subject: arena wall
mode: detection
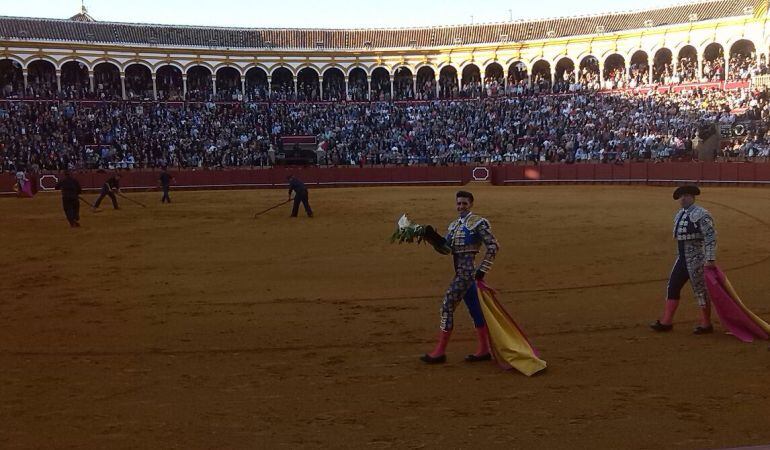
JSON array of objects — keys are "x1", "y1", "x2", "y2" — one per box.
[{"x1": 5, "y1": 163, "x2": 770, "y2": 196}]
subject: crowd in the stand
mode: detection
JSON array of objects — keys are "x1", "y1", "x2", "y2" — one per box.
[
  {"x1": 2, "y1": 86, "x2": 769, "y2": 173},
  {"x1": 1, "y1": 49, "x2": 767, "y2": 103}
]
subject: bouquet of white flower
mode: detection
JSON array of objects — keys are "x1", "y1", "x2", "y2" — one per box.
[{"x1": 390, "y1": 214, "x2": 451, "y2": 255}]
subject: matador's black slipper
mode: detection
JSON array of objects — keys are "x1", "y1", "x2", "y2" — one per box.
[
  {"x1": 420, "y1": 354, "x2": 446, "y2": 364},
  {"x1": 650, "y1": 320, "x2": 673, "y2": 332},
  {"x1": 693, "y1": 325, "x2": 714, "y2": 335},
  {"x1": 465, "y1": 353, "x2": 492, "y2": 362}
]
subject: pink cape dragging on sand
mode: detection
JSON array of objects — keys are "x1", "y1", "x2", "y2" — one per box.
[
  {"x1": 704, "y1": 265, "x2": 770, "y2": 343},
  {"x1": 475, "y1": 280, "x2": 547, "y2": 376}
]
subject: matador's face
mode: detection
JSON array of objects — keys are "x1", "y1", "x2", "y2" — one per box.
[
  {"x1": 678, "y1": 194, "x2": 694, "y2": 209},
  {"x1": 456, "y1": 197, "x2": 472, "y2": 215}
]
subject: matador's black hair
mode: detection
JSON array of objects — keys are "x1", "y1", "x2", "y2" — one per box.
[{"x1": 456, "y1": 191, "x2": 474, "y2": 202}]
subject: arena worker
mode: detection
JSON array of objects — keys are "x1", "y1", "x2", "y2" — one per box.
[
  {"x1": 287, "y1": 174, "x2": 313, "y2": 218},
  {"x1": 159, "y1": 167, "x2": 174, "y2": 204},
  {"x1": 93, "y1": 172, "x2": 121, "y2": 210},
  {"x1": 55, "y1": 170, "x2": 82, "y2": 228}
]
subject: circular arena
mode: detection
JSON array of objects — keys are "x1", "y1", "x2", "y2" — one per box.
[{"x1": 2, "y1": 2, "x2": 770, "y2": 449}]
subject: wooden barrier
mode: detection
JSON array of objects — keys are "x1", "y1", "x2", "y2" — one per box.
[
  {"x1": 0, "y1": 166, "x2": 473, "y2": 195},
  {"x1": 491, "y1": 162, "x2": 770, "y2": 186},
  {"x1": 5, "y1": 163, "x2": 770, "y2": 195}
]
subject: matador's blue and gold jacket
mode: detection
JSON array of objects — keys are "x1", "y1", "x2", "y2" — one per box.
[{"x1": 446, "y1": 212, "x2": 500, "y2": 273}]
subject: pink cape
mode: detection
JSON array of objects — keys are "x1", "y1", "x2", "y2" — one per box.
[{"x1": 704, "y1": 265, "x2": 770, "y2": 343}]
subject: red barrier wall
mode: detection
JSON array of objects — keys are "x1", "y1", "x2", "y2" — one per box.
[
  {"x1": 491, "y1": 163, "x2": 770, "y2": 186},
  {"x1": 4, "y1": 163, "x2": 770, "y2": 195},
  {"x1": 0, "y1": 166, "x2": 473, "y2": 195}
]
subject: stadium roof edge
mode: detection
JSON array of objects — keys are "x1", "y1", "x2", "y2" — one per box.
[{"x1": 0, "y1": 0, "x2": 756, "y2": 32}]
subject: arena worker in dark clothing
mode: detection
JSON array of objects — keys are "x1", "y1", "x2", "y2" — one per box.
[
  {"x1": 55, "y1": 170, "x2": 82, "y2": 227},
  {"x1": 93, "y1": 173, "x2": 121, "y2": 210},
  {"x1": 159, "y1": 167, "x2": 175, "y2": 204},
  {"x1": 287, "y1": 174, "x2": 313, "y2": 217}
]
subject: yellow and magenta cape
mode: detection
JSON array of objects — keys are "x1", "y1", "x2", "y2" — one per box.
[{"x1": 476, "y1": 280, "x2": 547, "y2": 376}]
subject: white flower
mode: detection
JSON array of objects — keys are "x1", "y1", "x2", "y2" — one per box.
[{"x1": 397, "y1": 213, "x2": 413, "y2": 230}]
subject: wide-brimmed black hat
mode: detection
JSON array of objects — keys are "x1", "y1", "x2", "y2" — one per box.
[{"x1": 673, "y1": 185, "x2": 701, "y2": 200}]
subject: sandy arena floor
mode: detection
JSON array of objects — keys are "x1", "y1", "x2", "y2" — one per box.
[{"x1": 1, "y1": 184, "x2": 769, "y2": 449}]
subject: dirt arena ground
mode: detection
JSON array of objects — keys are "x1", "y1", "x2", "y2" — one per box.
[{"x1": 1, "y1": 184, "x2": 770, "y2": 449}]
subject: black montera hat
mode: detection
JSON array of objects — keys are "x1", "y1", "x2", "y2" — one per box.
[{"x1": 673, "y1": 185, "x2": 701, "y2": 200}]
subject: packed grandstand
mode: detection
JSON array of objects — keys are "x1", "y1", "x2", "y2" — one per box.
[{"x1": 1, "y1": 0, "x2": 770, "y2": 172}]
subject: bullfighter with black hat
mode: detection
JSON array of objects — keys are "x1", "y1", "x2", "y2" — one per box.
[{"x1": 651, "y1": 185, "x2": 717, "y2": 334}]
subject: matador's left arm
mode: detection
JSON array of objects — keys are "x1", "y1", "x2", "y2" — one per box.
[
  {"x1": 476, "y1": 220, "x2": 500, "y2": 273},
  {"x1": 700, "y1": 213, "x2": 717, "y2": 261}
]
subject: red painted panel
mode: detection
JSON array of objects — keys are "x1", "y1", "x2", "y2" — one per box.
[
  {"x1": 647, "y1": 163, "x2": 673, "y2": 181},
  {"x1": 701, "y1": 163, "x2": 720, "y2": 181},
  {"x1": 558, "y1": 164, "x2": 577, "y2": 180},
  {"x1": 539, "y1": 165, "x2": 558, "y2": 181},
  {"x1": 629, "y1": 163, "x2": 648, "y2": 180},
  {"x1": 670, "y1": 163, "x2": 699, "y2": 181},
  {"x1": 719, "y1": 164, "x2": 738, "y2": 182},
  {"x1": 755, "y1": 164, "x2": 770, "y2": 182},
  {"x1": 503, "y1": 165, "x2": 526, "y2": 182},
  {"x1": 388, "y1": 167, "x2": 404, "y2": 183},
  {"x1": 489, "y1": 166, "x2": 504, "y2": 185},
  {"x1": 575, "y1": 164, "x2": 595, "y2": 180},
  {"x1": 594, "y1": 164, "x2": 613, "y2": 180},
  {"x1": 612, "y1": 164, "x2": 631, "y2": 180},
  {"x1": 737, "y1": 164, "x2": 755, "y2": 182}
]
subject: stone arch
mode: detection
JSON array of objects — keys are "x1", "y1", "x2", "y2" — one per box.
[
  {"x1": 0, "y1": 53, "x2": 24, "y2": 67},
  {"x1": 320, "y1": 63, "x2": 345, "y2": 76},
  {"x1": 531, "y1": 59, "x2": 552, "y2": 89},
  {"x1": 345, "y1": 64, "x2": 366, "y2": 77},
  {"x1": 702, "y1": 42, "x2": 725, "y2": 81},
  {"x1": 438, "y1": 65, "x2": 458, "y2": 99},
  {"x1": 728, "y1": 38, "x2": 757, "y2": 81},
  {"x1": 26, "y1": 59, "x2": 57, "y2": 98},
  {"x1": 652, "y1": 48, "x2": 673, "y2": 83},
  {"x1": 0, "y1": 58, "x2": 24, "y2": 98},
  {"x1": 92, "y1": 61, "x2": 121, "y2": 99},
  {"x1": 578, "y1": 55, "x2": 600, "y2": 86},
  {"x1": 484, "y1": 62, "x2": 505, "y2": 96},
  {"x1": 370, "y1": 66, "x2": 390, "y2": 101},
  {"x1": 460, "y1": 63, "x2": 481, "y2": 97},
  {"x1": 59, "y1": 60, "x2": 89, "y2": 97},
  {"x1": 554, "y1": 57, "x2": 575, "y2": 84},
  {"x1": 245, "y1": 66, "x2": 268, "y2": 101},
  {"x1": 124, "y1": 62, "x2": 153, "y2": 100},
  {"x1": 390, "y1": 62, "x2": 415, "y2": 76},
  {"x1": 629, "y1": 50, "x2": 650, "y2": 84},
  {"x1": 295, "y1": 64, "x2": 321, "y2": 77},
  {"x1": 186, "y1": 65, "x2": 213, "y2": 101},
  {"x1": 415, "y1": 65, "x2": 436, "y2": 100},
  {"x1": 215, "y1": 66, "x2": 241, "y2": 100},
  {"x1": 270, "y1": 66, "x2": 294, "y2": 99},
  {"x1": 322, "y1": 66, "x2": 345, "y2": 101},
  {"x1": 153, "y1": 60, "x2": 185, "y2": 73},
  {"x1": 677, "y1": 45, "x2": 698, "y2": 82},
  {"x1": 393, "y1": 66, "x2": 414, "y2": 100},
  {"x1": 90, "y1": 58, "x2": 122, "y2": 72},
  {"x1": 603, "y1": 54, "x2": 625, "y2": 77},
  {"x1": 184, "y1": 61, "x2": 215, "y2": 74},
  {"x1": 297, "y1": 66, "x2": 320, "y2": 101},
  {"x1": 507, "y1": 61, "x2": 528, "y2": 86},
  {"x1": 57, "y1": 56, "x2": 91, "y2": 71},
  {"x1": 23, "y1": 55, "x2": 58, "y2": 69},
  {"x1": 212, "y1": 64, "x2": 244, "y2": 77},
  {"x1": 348, "y1": 66, "x2": 368, "y2": 100},
  {"x1": 122, "y1": 59, "x2": 153, "y2": 73},
  {"x1": 156, "y1": 64, "x2": 183, "y2": 100}
]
